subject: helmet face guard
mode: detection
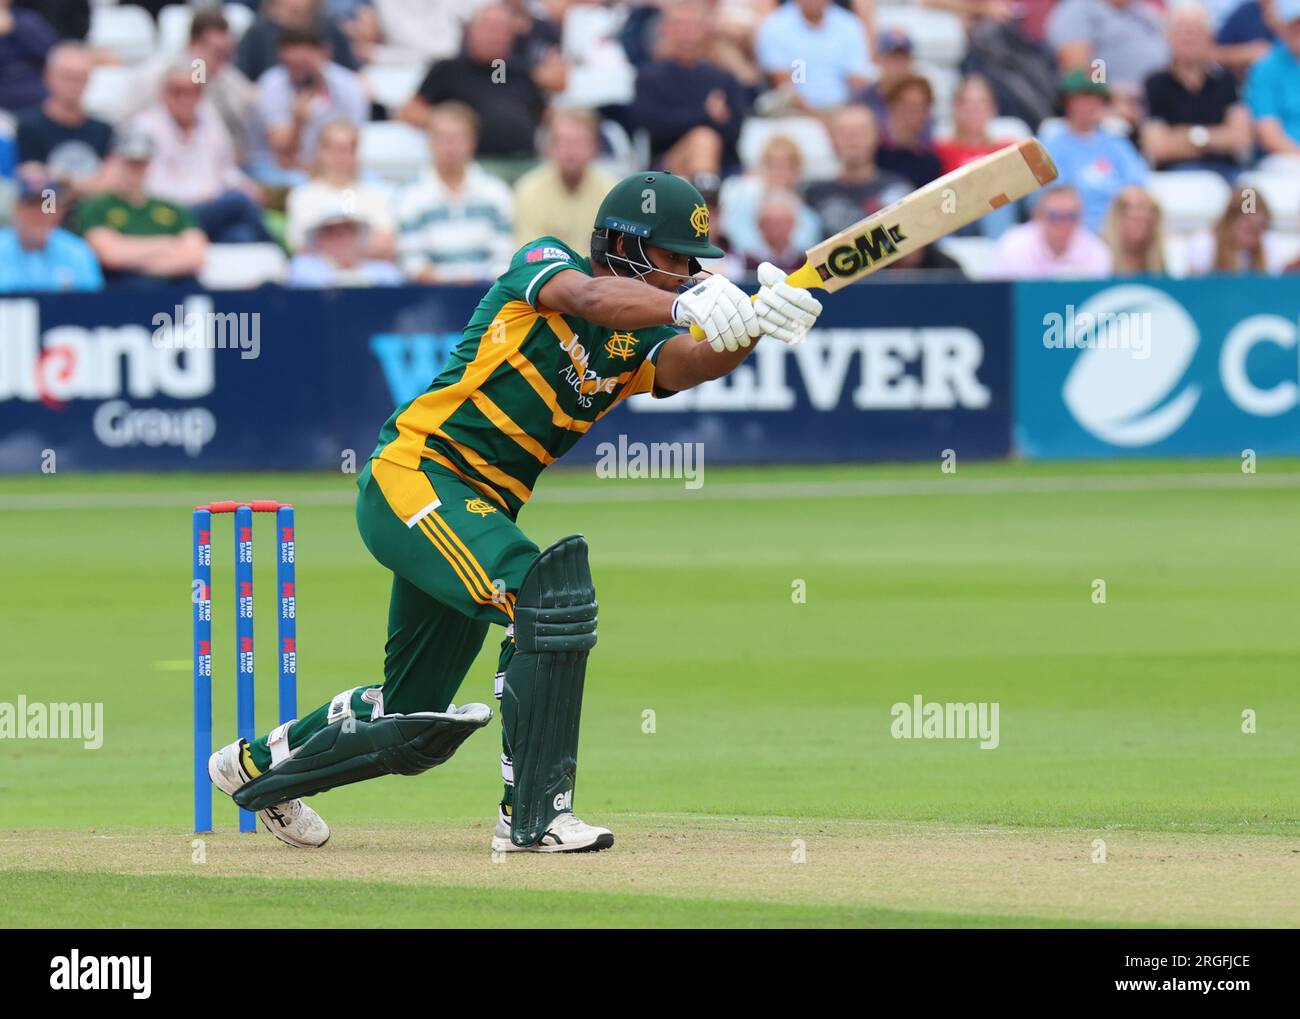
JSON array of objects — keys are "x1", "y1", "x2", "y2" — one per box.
[{"x1": 590, "y1": 229, "x2": 703, "y2": 290}]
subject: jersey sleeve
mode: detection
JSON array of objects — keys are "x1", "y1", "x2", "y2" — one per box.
[
  {"x1": 618, "y1": 325, "x2": 680, "y2": 401},
  {"x1": 497, "y1": 236, "x2": 583, "y2": 309}
]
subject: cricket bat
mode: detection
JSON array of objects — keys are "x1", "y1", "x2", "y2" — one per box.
[{"x1": 691, "y1": 138, "x2": 1058, "y2": 340}]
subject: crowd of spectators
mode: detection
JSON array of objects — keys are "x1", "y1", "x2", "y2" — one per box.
[{"x1": 1, "y1": 0, "x2": 1299, "y2": 293}]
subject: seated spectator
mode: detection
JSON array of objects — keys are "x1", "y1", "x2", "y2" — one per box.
[
  {"x1": 0, "y1": 176, "x2": 102, "y2": 292},
  {"x1": 394, "y1": 103, "x2": 514, "y2": 284},
  {"x1": 13, "y1": 1, "x2": 88, "y2": 42},
  {"x1": 991, "y1": 184, "x2": 1113, "y2": 279},
  {"x1": 0, "y1": 0, "x2": 57, "y2": 113},
  {"x1": 348, "y1": 0, "x2": 470, "y2": 65},
  {"x1": 856, "y1": 29, "x2": 925, "y2": 137},
  {"x1": 1047, "y1": 0, "x2": 1170, "y2": 90},
  {"x1": 236, "y1": 0, "x2": 358, "y2": 81},
  {"x1": 512, "y1": 110, "x2": 616, "y2": 251},
  {"x1": 122, "y1": 10, "x2": 258, "y2": 160},
  {"x1": 719, "y1": 134, "x2": 820, "y2": 264},
  {"x1": 622, "y1": 0, "x2": 767, "y2": 87},
  {"x1": 884, "y1": 244, "x2": 965, "y2": 274},
  {"x1": 1245, "y1": 0, "x2": 1300, "y2": 154},
  {"x1": 76, "y1": 132, "x2": 209, "y2": 289},
  {"x1": 1099, "y1": 185, "x2": 1166, "y2": 275},
  {"x1": 288, "y1": 203, "x2": 404, "y2": 287},
  {"x1": 627, "y1": 0, "x2": 749, "y2": 184},
  {"x1": 936, "y1": 75, "x2": 1018, "y2": 237},
  {"x1": 1049, "y1": 0, "x2": 1171, "y2": 127},
  {"x1": 741, "y1": 190, "x2": 807, "y2": 275},
  {"x1": 876, "y1": 74, "x2": 942, "y2": 188},
  {"x1": 1041, "y1": 71, "x2": 1149, "y2": 232},
  {"x1": 1143, "y1": 5, "x2": 1252, "y2": 178},
  {"x1": 15, "y1": 43, "x2": 112, "y2": 198},
  {"x1": 951, "y1": 2, "x2": 1062, "y2": 129},
  {"x1": 285, "y1": 119, "x2": 395, "y2": 258},
  {"x1": 923, "y1": 0, "x2": 1055, "y2": 47},
  {"x1": 246, "y1": 26, "x2": 369, "y2": 187},
  {"x1": 936, "y1": 75, "x2": 1013, "y2": 175},
  {"x1": 1215, "y1": 0, "x2": 1278, "y2": 77},
  {"x1": 399, "y1": 4, "x2": 547, "y2": 160},
  {"x1": 805, "y1": 104, "x2": 910, "y2": 237},
  {"x1": 504, "y1": 0, "x2": 567, "y2": 96},
  {"x1": 132, "y1": 65, "x2": 270, "y2": 245},
  {"x1": 1186, "y1": 186, "x2": 1289, "y2": 273},
  {"x1": 755, "y1": 0, "x2": 874, "y2": 112}
]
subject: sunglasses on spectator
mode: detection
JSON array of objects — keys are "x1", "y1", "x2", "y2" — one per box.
[{"x1": 1043, "y1": 210, "x2": 1081, "y2": 223}]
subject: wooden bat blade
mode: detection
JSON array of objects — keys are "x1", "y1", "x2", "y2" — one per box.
[
  {"x1": 802, "y1": 138, "x2": 1058, "y2": 292},
  {"x1": 685, "y1": 140, "x2": 1056, "y2": 340}
]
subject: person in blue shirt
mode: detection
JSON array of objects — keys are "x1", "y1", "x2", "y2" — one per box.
[
  {"x1": 0, "y1": 177, "x2": 103, "y2": 292},
  {"x1": 1245, "y1": 0, "x2": 1300, "y2": 155},
  {"x1": 756, "y1": 0, "x2": 874, "y2": 111},
  {"x1": 1040, "y1": 70, "x2": 1150, "y2": 233}
]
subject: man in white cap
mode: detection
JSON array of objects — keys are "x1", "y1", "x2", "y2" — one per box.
[{"x1": 287, "y1": 201, "x2": 404, "y2": 288}]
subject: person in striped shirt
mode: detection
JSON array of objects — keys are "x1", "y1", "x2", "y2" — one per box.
[{"x1": 394, "y1": 102, "x2": 514, "y2": 284}]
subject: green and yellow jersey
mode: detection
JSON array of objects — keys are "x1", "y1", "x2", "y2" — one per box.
[
  {"x1": 76, "y1": 193, "x2": 197, "y2": 238},
  {"x1": 372, "y1": 236, "x2": 678, "y2": 517}
]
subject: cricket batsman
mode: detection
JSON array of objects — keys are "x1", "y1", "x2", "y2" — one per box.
[{"x1": 208, "y1": 172, "x2": 823, "y2": 852}]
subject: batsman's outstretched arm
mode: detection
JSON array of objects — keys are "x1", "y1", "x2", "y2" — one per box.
[
  {"x1": 540, "y1": 265, "x2": 761, "y2": 353},
  {"x1": 537, "y1": 268, "x2": 676, "y2": 330}
]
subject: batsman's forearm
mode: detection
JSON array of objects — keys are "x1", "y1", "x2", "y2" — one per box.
[{"x1": 565, "y1": 276, "x2": 678, "y2": 329}]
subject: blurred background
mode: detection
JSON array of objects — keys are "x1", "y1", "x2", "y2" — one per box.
[{"x1": 1, "y1": 0, "x2": 1298, "y2": 469}]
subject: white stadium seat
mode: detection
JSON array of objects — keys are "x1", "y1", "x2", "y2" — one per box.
[
  {"x1": 223, "y1": 2, "x2": 255, "y2": 40},
  {"x1": 738, "y1": 116, "x2": 837, "y2": 181},
  {"x1": 359, "y1": 121, "x2": 430, "y2": 184},
  {"x1": 89, "y1": 4, "x2": 157, "y2": 64},
  {"x1": 158, "y1": 5, "x2": 194, "y2": 54},
  {"x1": 1237, "y1": 170, "x2": 1300, "y2": 231},
  {"x1": 919, "y1": 63, "x2": 959, "y2": 121},
  {"x1": 1268, "y1": 231, "x2": 1300, "y2": 267},
  {"x1": 198, "y1": 243, "x2": 289, "y2": 290},
  {"x1": 361, "y1": 64, "x2": 426, "y2": 114},
  {"x1": 875, "y1": 8, "x2": 966, "y2": 66},
  {"x1": 988, "y1": 116, "x2": 1032, "y2": 142},
  {"x1": 82, "y1": 65, "x2": 136, "y2": 123},
  {"x1": 937, "y1": 236, "x2": 996, "y2": 279},
  {"x1": 1146, "y1": 170, "x2": 1232, "y2": 233},
  {"x1": 1162, "y1": 232, "x2": 1193, "y2": 278}
]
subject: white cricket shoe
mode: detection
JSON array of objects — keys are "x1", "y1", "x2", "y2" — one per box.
[
  {"x1": 491, "y1": 807, "x2": 614, "y2": 853},
  {"x1": 207, "y1": 739, "x2": 330, "y2": 849}
]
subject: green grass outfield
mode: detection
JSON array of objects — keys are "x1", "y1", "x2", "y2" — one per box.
[{"x1": 1, "y1": 459, "x2": 1298, "y2": 927}]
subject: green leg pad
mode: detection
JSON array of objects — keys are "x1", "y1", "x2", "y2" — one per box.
[
  {"x1": 233, "y1": 704, "x2": 492, "y2": 811},
  {"x1": 503, "y1": 535, "x2": 598, "y2": 847}
]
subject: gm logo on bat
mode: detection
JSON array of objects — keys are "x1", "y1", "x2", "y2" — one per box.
[{"x1": 815, "y1": 223, "x2": 908, "y2": 282}]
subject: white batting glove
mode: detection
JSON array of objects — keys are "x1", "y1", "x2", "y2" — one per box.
[
  {"x1": 672, "y1": 274, "x2": 761, "y2": 353},
  {"x1": 753, "y1": 262, "x2": 823, "y2": 346}
]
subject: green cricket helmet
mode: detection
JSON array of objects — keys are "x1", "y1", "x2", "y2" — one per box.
[{"x1": 591, "y1": 171, "x2": 723, "y2": 279}]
